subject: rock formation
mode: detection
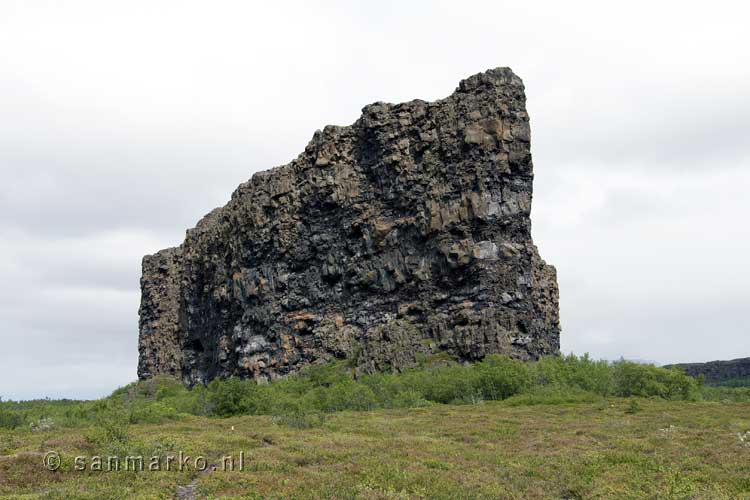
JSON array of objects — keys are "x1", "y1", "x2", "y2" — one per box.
[
  {"x1": 138, "y1": 67, "x2": 560, "y2": 385},
  {"x1": 665, "y1": 358, "x2": 750, "y2": 384}
]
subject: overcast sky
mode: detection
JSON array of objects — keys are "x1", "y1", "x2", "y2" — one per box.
[{"x1": 1, "y1": 1, "x2": 748, "y2": 400}]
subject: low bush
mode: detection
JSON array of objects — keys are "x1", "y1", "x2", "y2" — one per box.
[
  {"x1": 0, "y1": 354, "x2": 715, "y2": 428},
  {"x1": 207, "y1": 376, "x2": 257, "y2": 417},
  {"x1": 0, "y1": 408, "x2": 23, "y2": 429},
  {"x1": 85, "y1": 413, "x2": 132, "y2": 456},
  {"x1": 625, "y1": 399, "x2": 643, "y2": 414},
  {"x1": 700, "y1": 386, "x2": 750, "y2": 402},
  {"x1": 534, "y1": 354, "x2": 614, "y2": 395},
  {"x1": 711, "y1": 378, "x2": 750, "y2": 388},
  {"x1": 187, "y1": 354, "x2": 701, "y2": 418},
  {"x1": 503, "y1": 385, "x2": 604, "y2": 406},
  {"x1": 612, "y1": 362, "x2": 699, "y2": 400}
]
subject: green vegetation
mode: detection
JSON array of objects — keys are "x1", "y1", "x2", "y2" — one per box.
[
  {"x1": 0, "y1": 354, "x2": 712, "y2": 431},
  {"x1": 711, "y1": 378, "x2": 750, "y2": 388},
  {"x1": 1, "y1": 355, "x2": 749, "y2": 498},
  {"x1": 700, "y1": 385, "x2": 750, "y2": 402}
]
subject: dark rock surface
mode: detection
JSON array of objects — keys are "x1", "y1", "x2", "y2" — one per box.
[
  {"x1": 665, "y1": 358, "x2": 750, "y2": 384},
  {"x1": 138, "y1": 67, "x2": 560, "y2": 384}
]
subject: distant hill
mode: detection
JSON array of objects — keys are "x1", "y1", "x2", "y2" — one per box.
[{"x1": 664, "y1": 357, "x2": 750, "y2": 385}]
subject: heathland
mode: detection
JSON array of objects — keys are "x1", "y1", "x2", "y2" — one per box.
[{"x1": 1, "y1": 355, "x2": 749, "y2": 499}]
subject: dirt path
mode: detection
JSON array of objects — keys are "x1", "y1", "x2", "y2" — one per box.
[
  {"x1": 176, "y1": 478, "x2": 198, "y2": 500},
  {"x1": 175, "y1": 463, "x2": 216, "y2": 500}
]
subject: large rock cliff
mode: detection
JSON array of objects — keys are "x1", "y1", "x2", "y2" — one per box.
[{"x1": 138, "y1": 68, "x2": 560, "y2": 384}]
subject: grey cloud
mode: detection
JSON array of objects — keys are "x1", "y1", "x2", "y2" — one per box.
[
  {"x1": 530, "y1": 80, "x2": 750, "y2": 171},
  {"x1": 566, "y1": 291, "x2": 748, "y2": 365},
  {"x1": 0, "y1": 136, "x2": 267, "y2": 238},
  {"x1": 533, "y1": 166, "x2": 750, "y2": 367}
]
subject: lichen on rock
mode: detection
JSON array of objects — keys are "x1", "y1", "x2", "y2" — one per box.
[{"x1": 137, "y1": 67, "x2": 561, "y2": 385}]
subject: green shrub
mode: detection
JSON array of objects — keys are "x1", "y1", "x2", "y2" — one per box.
[
  {"x1": 86, "y1": 413, "x2": 132, "y2": 456},
  {"x1": 471, "y1": 354, "x2": 533, "y2": 400},
  {"x1": 392, "y1": 389, "x2": 429, "y2": 408},
  {"x1": 712, "y1": 378, "x2": 750, "y2": 388},
  {"x1": 0, "y1": 354, "x2": 710, "y2": 427},
  {"x1": 301, "y1": 362, "x2": 353, "y2": 388},
  {"x1": 321, "y1": 380, "x2": 379, "y2": 412},
  {"x1": 207, "y1": 377, "x2": 257, "y2": 416},
  {"x1": 612, "y1": 362, "x2": 699, "y2": 400},
  {"x1": 700, "y1": 386, "x2": 750, "y2": 402},
  {"x1": 0, "y1": 409, "x2": 23, "y2": 429},
  {"x1": 401, "y1": 365, "x2": 475, "y2": 404},
  {"x1": 625, "y1": 399, "x2": 643, "y2": 414},
  {"x1": 271, "y1": 410, "x2": 326, "y2": 429},
  {"x1": 127, "y1": 401, "x2": 180, "y2": 424},
  {"x1": 534, "y1": 354, "x2": 614, "y2": 395},
  {"x1": 503, "y1": 385, "x2": 604, "y2": 406}
]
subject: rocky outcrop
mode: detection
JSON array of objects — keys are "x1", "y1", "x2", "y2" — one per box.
[
  {"x1": 665, "y1": 358, "x2": 750, "y2": 384},
  {"x1": 138, "y1": 67, "x2": 560, "y2": 385}
]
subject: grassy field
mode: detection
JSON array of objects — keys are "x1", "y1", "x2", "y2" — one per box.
[
  {"x1": 2, "y1": 357, "x2": 749, "y2": 499},
  {"x1": 0, "y1": 398, "x2": 749, "y2": 499}
]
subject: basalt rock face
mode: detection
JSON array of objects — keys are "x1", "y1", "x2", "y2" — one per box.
[
  {"x1": 138, "y1": 68, "x2": 560, "y2": 385},
  {"x1": 665, "y1": 358, "x2": 750, "y2": 384}
]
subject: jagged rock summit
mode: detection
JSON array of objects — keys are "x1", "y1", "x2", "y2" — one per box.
[{"x1": 138, "y1": 67, "x2": 560, "y2": 385}]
